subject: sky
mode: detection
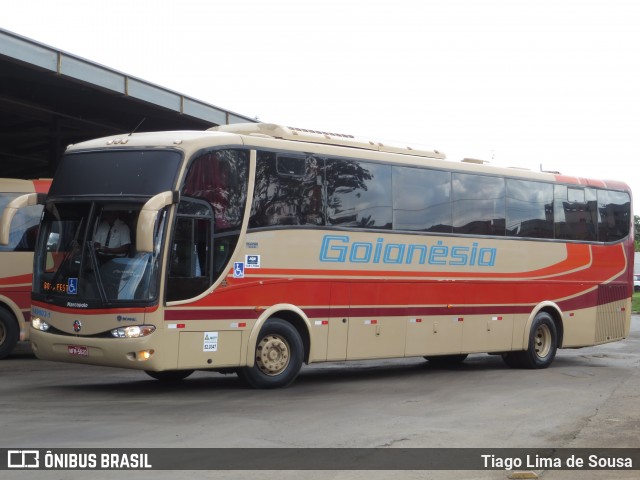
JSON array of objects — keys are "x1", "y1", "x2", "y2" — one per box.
[{"x1": 4, "y1": 0, "x2": 640, "y2": 213}]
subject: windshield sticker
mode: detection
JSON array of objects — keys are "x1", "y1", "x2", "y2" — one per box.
[
  {"x1": 245, "y1": 255, "x2": 261, "y2": 268},
  {"x1": 203, "y1": 332, "x2": 218, "y2": 352},
  {"x1": 67, "y1": 278, "x2": 78, "y2": 295}
]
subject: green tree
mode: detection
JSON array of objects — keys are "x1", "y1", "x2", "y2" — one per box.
[{"x1": 635, "y1": 215, "x2": 640, "y2": 251}]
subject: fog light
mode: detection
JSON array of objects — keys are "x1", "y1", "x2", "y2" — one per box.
[
  {"x1": 138, "y1": 349, "x2": 154, "y2": 361},
  {"x1": 32, "y1": 317, "x2": 50, "y2": 331}
]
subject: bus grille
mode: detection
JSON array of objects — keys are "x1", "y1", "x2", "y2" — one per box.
[{"x1": 595, "y1": 284, "x2": 627, "y2": 343}]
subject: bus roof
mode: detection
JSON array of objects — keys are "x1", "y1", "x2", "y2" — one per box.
[
  {"x1": 62, "y1": 125, "x2": 629, "y2": 193},
  {"x1": 209, "y1": 123, "x2": 446, "y2": 160}
]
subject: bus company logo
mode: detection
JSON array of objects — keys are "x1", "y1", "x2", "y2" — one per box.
[
  {"x1": 73, "y1": 320, "x2": 82, "y2": 333},
  {"x1": 117, "y1": 315, "x2": 137, "y2": 322},
  {"x1": 8, "y1": 450, "x2": 39, "y2": 469},
  {"x1": 319, "y1": 234, "x2": 498, "y2": 267}
]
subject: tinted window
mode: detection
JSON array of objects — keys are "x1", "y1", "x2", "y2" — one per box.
[
  {"x1": 181, "y1": 149, "x2": 250, "y2": 290},
  {"x1": 326, "y1": 159, "x2": 392, "y2": 229},
  {"x1": 506, "y1": 179, "x2": 554, "y2": 238},
  {"x1": 554, "y1": 186, "x2": 597, "y2": 241},
  {"x1": 597, "y1": 190, "x2": 630, "y2": 241},
  {"x1": 452, "y1": 173, "x2": 505, "y2": 236},
  {"x1": 392, "y1": 166, "x2": 452, "y2": 232},
  {"x1": 182, "y1": 149, "x2": 249, "y2": 232},
  {"x1": 250, "y1": 152, "x2": 325, "y2": 228},
  {"x1": 50, "y1": 150, "x2": 182, "y2": 197}
]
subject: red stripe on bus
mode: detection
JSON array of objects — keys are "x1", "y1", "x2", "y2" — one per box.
[{"x1": 0, "y1": 274, "x2": 32, "y2": 286}]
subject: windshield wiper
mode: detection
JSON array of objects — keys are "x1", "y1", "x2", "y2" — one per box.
[{"x1": 86, "y1": 240, "x2": 110, "y2": 305}]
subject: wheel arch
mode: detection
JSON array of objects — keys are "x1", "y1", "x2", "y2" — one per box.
[
  {"x1": 245, "y1": 304, "x2": 311, "y2": 368},
  {"x1": 522, "y1": 302, "x2": 564, "y2": 350}
]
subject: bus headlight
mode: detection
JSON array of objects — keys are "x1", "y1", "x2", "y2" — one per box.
[
  {"x1": 111, "y1": 325, "x2": 156, "y2": 338},
  {"x1": 32, "y1": 317, "x2": 50, "y2": 331}
]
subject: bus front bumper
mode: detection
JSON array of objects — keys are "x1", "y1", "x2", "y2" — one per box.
[{"x1": 29, "y1": 328, "x2": 175, "y2": 371}]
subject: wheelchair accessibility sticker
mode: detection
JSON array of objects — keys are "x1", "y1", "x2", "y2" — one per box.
[
  {"x1": 68, "y1": 278, "x2": 78, "y2": 295},
  {"x1": 233, "y1": 262, "x2": 244, "y2": 278}
]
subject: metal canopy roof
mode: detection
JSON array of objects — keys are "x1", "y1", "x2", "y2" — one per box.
[{"x1": 0, "y1": 28, "x2": 256, "y2": 178}]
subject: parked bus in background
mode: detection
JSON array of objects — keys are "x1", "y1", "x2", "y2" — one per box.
[
  {"x1": 12, "y1": 124, "x2": 633, "y2": 387},
  {"x1": 0, "y1": 178, "x2": 50, "y2": 358}
]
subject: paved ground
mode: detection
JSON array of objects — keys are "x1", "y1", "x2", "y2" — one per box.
[{"x1": 1, "y1": 316, "x2": 638, "y2": 480}]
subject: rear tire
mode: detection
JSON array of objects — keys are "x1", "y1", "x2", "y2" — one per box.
[
  {"x1": 238, "y1": 318, "x2": 303, "y2": 389},
  {"x1": 516, "y1": 312, "x2": 558, "y2": 369},
  {"x1": 0, "y1": 309, "x2": 19, "y2": 360},
  {"x1": 145, "y1": 370, "x2": 194, "y2": 382}
]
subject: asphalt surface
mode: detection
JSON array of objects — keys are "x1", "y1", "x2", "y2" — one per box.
[{"x1": 1, "y1": 316, "x2": 638, "y2": 480}]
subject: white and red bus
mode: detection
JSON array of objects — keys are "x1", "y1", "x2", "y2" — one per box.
[
  {"x1": 15, "y1": 124, "x2": 632, "y2": 387},
  {"x1": 0, "y1": 178, "x2": 51, "y2": 358}
]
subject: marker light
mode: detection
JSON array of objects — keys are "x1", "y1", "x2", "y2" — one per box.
[
  {"x1": 111, "y1": 325, "x2": 156, "y2": 338},
  {"x1": 32, "y1": 317, "x2": 50, "y2": 331}
]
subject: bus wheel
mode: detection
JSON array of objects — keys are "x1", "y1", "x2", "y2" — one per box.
[
  {"x1": 239, "y1": 318, "x2": 303, "y2": 389},
  {"x1": 0, "y1": 309, "x2": 19, "y2": 360},
  {"x1": 424, "y1": 354, "x2": 468, "y2": 365},
  {"x1": 145, "y1": 370, "x2": 194, "y2": 381},
  {"x1": 517, "y1": 312, "x2": 558, "y2": 369}
]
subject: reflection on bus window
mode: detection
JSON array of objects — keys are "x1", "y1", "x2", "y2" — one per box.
[{"x1": 0, "y1": 194, "x2": 43, "y2": 252}]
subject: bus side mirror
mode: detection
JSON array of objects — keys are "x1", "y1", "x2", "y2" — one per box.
[
  {"x1": 136, "y1": 191, "x2": 179, "y2": 253},
  {"x1": 0, "y1": 193, "x2": 43, "y2": 246}
]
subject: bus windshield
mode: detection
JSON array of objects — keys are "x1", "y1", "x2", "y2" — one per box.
[{"x1": 33, "y1": 201, "x2": 166, "y2": 308}]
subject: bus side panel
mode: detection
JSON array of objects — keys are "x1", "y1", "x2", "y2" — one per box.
[
  {"x1": 405, "y1": 314, "x2": 463, "y2": 356},
  {"x1": 562, "y1": 307, "x2": 598, "y2": 347},
  {"x1": 325, "y1": 283, "x2": 349, "y2": 361},
  {"x1": 461, "y1": 312, "x2": 515, "y2": 354},
  {"x1": 177, "y1": 330, "x2": 242, "y2": 369},
  {"x1": 346, "y1": 283, "x2": 407, "y2": 360}
]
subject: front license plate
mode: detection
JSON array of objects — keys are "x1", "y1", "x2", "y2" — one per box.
[{"x1": 68, "y1": 345, "x2": 89, "y2": 356}]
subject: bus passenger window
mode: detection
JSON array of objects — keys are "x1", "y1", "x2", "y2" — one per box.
[
  {"x1": 326, "y1": 159, "x2": 392, "y2": 230},
  {"x1": 250, "y1": 152, "x2": 326, "y2": 228},
  {"x1": 554, "y1": 186, "x2": 597, "y2": 241},
  {"x1": 453, "y1": 173, "x2": 505, "y2": 236},
  {"x1": 597, "y1": 189, "x2": 630, "y2": 241}
]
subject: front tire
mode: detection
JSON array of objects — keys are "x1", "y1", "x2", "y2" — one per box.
[
  {"x1": 238, "y1": 318, "x2": 304, "y2": 389},
  {"x1": 0, "y1": 309, "x2": 19, "y2": 360}
]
